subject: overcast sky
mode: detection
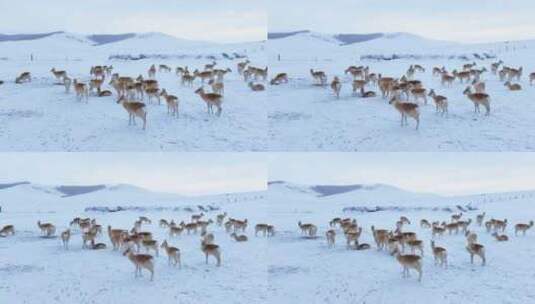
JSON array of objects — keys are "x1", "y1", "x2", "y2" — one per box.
[
  {"x1": 0, "y1": 153, "x2": 267, "y2": 196},
  {"x1": 268, "y1": 0, "x2": 535, "y2": 43},
  {"x1": 269, "y1": 153, "x2": 535, "y2": 196},
  {"x1": 0, "y1": 0, "x2": 266, "y2": 43}
]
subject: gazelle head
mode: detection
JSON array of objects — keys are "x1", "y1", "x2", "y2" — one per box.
[
  {"x1": 462, "y1": 86, "x2": 472, "y2": 95},
  {"x1": 116, "y1": 95, "x2": 126, "y2": 104}
]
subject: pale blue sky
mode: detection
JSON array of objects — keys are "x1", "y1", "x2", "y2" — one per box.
[
  {"x1": 0, "y1": 0, "x2": 266, "y2": 43},
  {"x1": 0, "y1": 153, "x2": 267, "y2": 196},
  {"x1": 268, "y1": 0, "x2": 535, "y2": 43},
  {"x1": 269, "y1": 153, "x2": 535, "y2": 196}
]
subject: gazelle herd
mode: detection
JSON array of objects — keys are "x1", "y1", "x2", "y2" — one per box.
[
  {"x1": 1, "y1": 212, "x2": 275, "y2": 281},
  {"x1": 296, "y1": 212, "x2": 533, "y2": 282},
  {"x1": 269, "y1": 59, "x2": 535, "y2": 130},
  {"x1": 5, "y1": 58, "x2": 265, "y2": 131},
  {"x1": 1, "y1": 209, "x2": 533, "y2": 284}
]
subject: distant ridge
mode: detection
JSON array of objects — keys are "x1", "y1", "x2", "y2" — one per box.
[
  {"x1": 87, "y1": 33, "x2": 136, "y2": 45},
  {"x1": 268, "y1": 30, "x2": 385, "y2": 45},
  {"x1": 310, "y1": 184, "x2": 365, "y2": 196},
  {"x1": 268, "y1": 30, "x2": 311, "y2": 40},
  {"x1": 0, "y1": 31, "x2": 64, "y2": 42},
  {"x1": 0, "y1": 181, "x2": 30, "y2": 190},
  {"x1": 56, "y1": 185, "x2": 107, "y2": 197}
]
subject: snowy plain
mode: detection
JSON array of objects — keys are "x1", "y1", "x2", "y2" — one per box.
[
  {"x1": 268, "y1": 32, "x2": 535, "y2": 151},
  {"x1": 0, "y1": 182, "x2": 269, "y2": 304},
  {"x1": 1, "y1": 181, "x2": 534, "y2": 303},
  {"x1": 0, "y1": 32, "x2": 267, "y2": 151}
]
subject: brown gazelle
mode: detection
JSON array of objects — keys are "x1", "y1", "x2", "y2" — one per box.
[
  {"x1": 515, "y1": 221, "x2": 533, "y2": 236},
  {"x1": 504, "y1": 81, "x2": 522, "y2": 91},
  {"x1": 389, "y1": 96, "x2": 420, "y2": 130},
  {"x1": 63, "y1": 76, "x2": 72, "y2": 93},
  {"x1": 201, "y1": 240, "x2": 221, "y2": 266},
  {"x1": 60, "y1": 229, "x2": 71, "y2": 249},
  {"x1": 124, "y1": 247, "x2": 154, "y2": 281},
  {"x1": 230, "y1": 232, "x2": 248, "y2": 242},
  {"x1": 37, "y1": 221, "x2": 56, "y2": 237},
  {"x1": 15, "y1": 72, "x2": 31, "y2": 83},
  {"x1": 310, "y1": 69, "x2": 327, "y2": 86},
  {"x1": 117, "y1": 95, "x2": 147, "y2": 130},
  {"x1": 492, "y1": 232, "x2": 509, "y2": 242},
  {"x1": 50, "y1": 68, "x2": 67, "y2": 83},
  {"x1": 394, "y1": 246, "x2": 422, "y2": 282},
  {"x1": 441, "y1": 73, "x2": 455, "y2": 86},
  {"x1": 298, "y1": 221, "x2": 317, "y2": 237},
  {"x1": 428, "y1": 89, "x2": 448, "y2": 116},
  {"x1": 270, "y1": 73, "x2": 289, "y2": 85},
  {"x1": 160, "y1": 89, "x2": 179, "y2": 118},
  {"x1": 330, "y1": 76, "x2": 342, "y2": 98},
  {"x1": 82, "y1": 230, "x2": 97, "y2": 248},
  {"x1": 254, "y1": 224, "x2": 271, "y2": 237},
  {"x1": 161, "y1": 240, "x2": 181, "y2": 267},
  {"x1": 195, "y1": 87, "x2": 223, "y2": 116},
  {"x1": 73, "y1": 79, "x2": 89, "y2": 102},
  {"x1": 326, "y1": 229, "x2": 336, "y2": 248},
  {"x1": 0, "y1": 225, "x2": 15, "y2": 237},
  {"x1": 371, "y1": 226, "x2": 389, "y2": 251},
  {"x1": 466, "y1": 240, "x2": 486, "y2": 266},
  {"x1": 430, "y1": 240, "x2": 447, "y2": 268},
  {"x1": 463, "y1": 87, "x2": 490, "y2": 115},
  {"x1": 248, "y1": 82, "x2": 265, "y2": 92}
]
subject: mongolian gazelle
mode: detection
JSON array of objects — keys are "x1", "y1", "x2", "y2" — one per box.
[
  {"x1": 73, "y1": 79, "x2": 89, "y2": 102},
  {"x1": 50, "y1": 68, "x2": 67, "y2": 83},
  {"x1": 123, "y1": 247, "x2": 154, "y2": 281},
  {"x1": 515, "y1": 221, "x2": 534, "y2": 236},
  {"x1": 116, "y1": 95, "x2": 147, "y2": 130},
  {"x1": 37, "y1": 221, "x2": 56, "y2": 237},
  {"x1": 430, "y1": 240, "x2": 447, "y2": 268},
  {"x1": 0, "y1": 225, "x2": 15, "y2": 237},
  {"x1": 389, "y1": 96, "x2": 420, "y2": 130},
  {"x1": 330, "y1": 77, "x2": 342, "y2": 98},
  {"x1": 161, "y1": 240, "x2": 181, "y2": 267},
  {"x1": 60, "y1": 229, "x2": 71, "y2": 249},
  {"x1": 466, "y1": 239, "x2": 486, "y2": 266},
  {"x1": 326, "y1": 229, "x2": 336, "y2": 248},
  {"x1": 201, "y1": 240, "x2": 221, "y2": 266},
  {"x1": 194, "y1": 87, "x2": 223, "y2": 116},
  {"x1": 428, "y1": 89, "x2": 448, "y2": 116},
  {"x1": 310, "y1": 69, "x2": 327, "y2": 86},
  {"x1": 463, "y1": 87, "x2": 490, "y2": 115},
  {"x1": 160, "y1": 89, "x2": 179, "y2": 118},
  {"x1": 394, "y1": 246, "x2": 422, "y2": 282}
]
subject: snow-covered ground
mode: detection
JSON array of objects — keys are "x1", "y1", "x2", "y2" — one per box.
[
  {"x1": 0, "y1": 182, "x2": 269, "y2": 304},
  {"x1": 0, "y1": 32, "x2": 266, "y2": 151},
  {"x1": 266, "y1": 181, "x2": 535, "y2": 304},
  {"x1": 2, "y1": 181, "x2": 534, "y2": 303},
  {"x1": 268, "y1": 32, "x2": 535, "y2": 151}
]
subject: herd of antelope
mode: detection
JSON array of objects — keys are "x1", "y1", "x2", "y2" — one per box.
[
  {"x1": 0, "y1": 212, "x2": 274, "y2": 281},
  {"x1": 1, "y1": 210, "x2": 533, "y2": 282},
  {"x1": 6, "y1": 59, "x2": 266, "y2": 130},
  {"x1": 298, "y1": 212, "x2": 533, "y2": 282},
  {"x1": 270, "y1": 60, "x2": 535, "y2": 130}
]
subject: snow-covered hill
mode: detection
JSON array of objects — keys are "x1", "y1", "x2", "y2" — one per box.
[
  {"x1": 0, "y1": 181, "x2": 266, "y2": 303},
  {"x1": 1, "y1": 180, "x2": 534, "y2": 303},
  {"x1": 0, "y1": 31, "x2": 262, "y2": 60},
  {"x1": 265, "y1": 181, "x2": 535, "y2": 304}
]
